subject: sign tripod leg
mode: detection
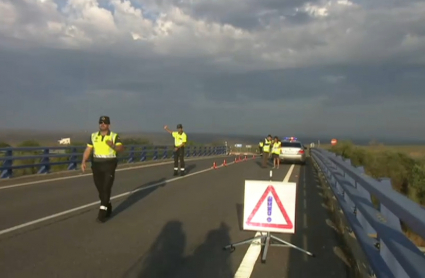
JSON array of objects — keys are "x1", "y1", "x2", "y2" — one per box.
[{"x1": 223, "y1": 231, "x2": 315, "y2": 263}]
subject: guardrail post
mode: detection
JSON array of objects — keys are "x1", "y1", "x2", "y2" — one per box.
[
  {"x1": 127, "y1": 146, "x2": 135, "y2": 163},
  {"x1": 67, "y1": 147, "x2": 78, "y2": 170},
  {"x1": 379, "y1": 178, "x2": 409, "y2": 278},
  {"x1": 355, "y1": 166, "x2": 377, "y2": 238},
  {"x1": 186, "y1": 147, "x2": 190, "y2": 157},
  {"x1": 140, "y1": 147, "x2": 147, "y2": 162},
  {"x1": 1, "y1": 149, "x2": 13, "y2": 178},
  {"x1": 162, "y1": 147, "x2": 168, "y2": 159},
  {"x1": 192, "y1": 147, "x2": 197, "y2": 157},
  {"x1": 37, "y1": 148, "x2": 50, "y2": 174},
  {"x1": 152, "y1": 147, "x2": 158, "y2": 160}
]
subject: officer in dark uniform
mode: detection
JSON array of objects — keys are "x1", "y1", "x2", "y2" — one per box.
[
  {"x1": 164, "y1": 124, "x2": 187, "y2": 176},
  {"x1": 81, "y1": 116, "x2": 124, "y2": 223},
  {"x1": 262, "y1": 134, "x2": 272, "y2": 168}
]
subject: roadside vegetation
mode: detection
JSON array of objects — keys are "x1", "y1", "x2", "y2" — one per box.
[
  {"x1": 324, "y1": 140, "x2": 425, "y2": 247},
  {"x1": 0, "y1": 137, "x2": 221, "y2": 179}
]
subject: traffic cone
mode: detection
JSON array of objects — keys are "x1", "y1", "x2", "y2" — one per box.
[
  {"x1": 244, "y1": 155, "x2": 247, "y2": 160},
  {"x1": 223, "y1": 159, "x2": 227, "y2": 166},
  {"x1": 212, "y1": 161, "x2": 217, "y2": 169},
  {"x1": 235, "y1": 157, "x2": 238, "y2": 163}
]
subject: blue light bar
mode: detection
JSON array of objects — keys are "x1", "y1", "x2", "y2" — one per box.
[{"x1": 284, "y1": 137, "x2": 297, "y2": 141}]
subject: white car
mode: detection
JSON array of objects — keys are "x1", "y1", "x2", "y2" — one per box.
[{"x1": 279, "y1": 139, "x2": 306, "y2": 165}]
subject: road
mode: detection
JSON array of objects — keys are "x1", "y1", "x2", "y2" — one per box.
[{"x1": 0, "y1": 155, "x2": 350, "y2": 277}]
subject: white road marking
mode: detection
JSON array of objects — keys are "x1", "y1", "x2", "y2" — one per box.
[
  {"x1": 304, "y1": 213, "x2": 308, "y2": 228},
  {"x1": 234, "y1": 165, "x2": 296, "y2": 278},
  {"x1": 283, "y1": 164, "x2": 295, "y2": 182},
  {"x1": 0, "y1": 160, "x2": 237, "y2": 236},
  {"x1": 233, "y1": 232, "x2": 264, "y2": 278},
  {"x1": 0, "y1": 156, "x2": 228, "y2": 190},
  {"x1": 303, "y1": 234, "x2": 309, "y2": 261}
]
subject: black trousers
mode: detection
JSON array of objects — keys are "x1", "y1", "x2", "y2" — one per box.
[
  {"x1": 174, "y1": 146, "x2": 185, "y2": 170},
  {"x1": 91, "y1": 160, "x2": 118, "y2": 207}
]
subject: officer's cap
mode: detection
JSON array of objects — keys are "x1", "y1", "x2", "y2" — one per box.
[
  {"x1": 99, "y1": 116, "x2": 111, "y2": 124},
  {"x1": 177, "y1": 124, "x2": 183, "y2": 129}
]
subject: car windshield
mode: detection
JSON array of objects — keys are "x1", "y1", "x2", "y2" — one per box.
[{"x1": 281, "y1": 142, "x2": 302, "y2": 148}]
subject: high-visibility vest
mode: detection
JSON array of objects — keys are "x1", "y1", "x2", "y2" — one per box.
[
  {"x1": 172, "y1": 131, "x2": 187, "y2": 147},
  {"x1": 259, "y1": 142, "x2": 264, "y2": 147},
  {"x1": 89, "y1": 131, "x2": 119, "y2": 158},
  {"x1": 272, "y1": 141, "x2": 281, "y2": 154},
  {"x1": 263, "y1": 139, "x2": 271, "y2": 152}
]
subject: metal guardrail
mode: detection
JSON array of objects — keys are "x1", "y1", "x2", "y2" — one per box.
[
  {"x1": 0, "y1": 145, "x2": 228, "y2": 179},
  {"x1": 311, "y1": 148, "x2": 425, "y2": 278}
]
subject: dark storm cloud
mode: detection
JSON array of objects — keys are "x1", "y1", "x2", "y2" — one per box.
[
  {"x1": 1, "y1": 0, "x2": 425, "y2": 140},
  {"x1": 172, "y1": 0, "x2": 320, "y2": 30}
]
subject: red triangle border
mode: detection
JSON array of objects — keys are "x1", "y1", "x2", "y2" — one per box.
[{"x1": 246, "y1": 185, "x2": 293, "y2": 229}]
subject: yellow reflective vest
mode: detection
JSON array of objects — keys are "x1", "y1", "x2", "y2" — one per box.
[
  {"x1": 87, "y1": 131, "x2": 122, "y2": 159},
  {"x1": 272, "y1": 141, "x2": 281, "y2": 154},
  {"x1": 263, "y1": 138, "x2": 271, "y2": 152}
]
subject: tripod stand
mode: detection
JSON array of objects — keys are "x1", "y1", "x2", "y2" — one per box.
[
  {"x1": 223, "y1": 170, "x2": 315, "y2": 263},
  {"x1": 223, "y1": 231, "x2": 315, "y2": 263}
]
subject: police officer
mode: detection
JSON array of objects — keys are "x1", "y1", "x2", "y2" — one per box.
[
  {"x1": 262, "y1": 134, "x2": 272, "y2": 168},
  {"x1": 81, "y1": 116, "x2": 124, "y2": 223},
  {"x1": 164, "y1": 124, "x2": 187, "y2": 176},
  {"x1": 271, "y1": 136, "x2": 281, "y2": 169},
  {"x1": 258, "y1": 140, "x2": 264, "y2": 156}
]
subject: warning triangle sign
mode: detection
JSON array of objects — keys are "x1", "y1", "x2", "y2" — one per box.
[{"x1": 245, "y1": 185, "x2": 293, "y2": 229}]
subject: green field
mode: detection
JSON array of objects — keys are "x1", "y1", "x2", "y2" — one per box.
[{"x1": 320, "y1": 141, "x2": 425, "y2": 247}]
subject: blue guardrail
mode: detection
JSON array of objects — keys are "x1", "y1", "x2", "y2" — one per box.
[
  {"x1": 0, "y1": 145, "x2": 228, "y2": 179},
  {"x1": 311, "y1": 148, "x2": 425, "y2": 278}
]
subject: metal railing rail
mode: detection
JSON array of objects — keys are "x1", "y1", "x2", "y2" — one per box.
[
  {"x1": 0, "y1": 145, "x2": 228, "y2": 179},
  {"x1": 311, "y1": 148, "x2": 425, "y2": 278}
]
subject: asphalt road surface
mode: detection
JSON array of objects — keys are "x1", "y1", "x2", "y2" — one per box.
[{"x1": 0, "y1": 155, "x2": 350, "y2": 277}]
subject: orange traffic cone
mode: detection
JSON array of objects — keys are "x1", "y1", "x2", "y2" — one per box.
[
  {"x1": 223, "y1": 159, "x2": 227, "y2": 166},
  {"x1": 244, "y1": 155, "x2": 247, "y2": 160},
  {"x1": 212, "y1": 161, "x2": 217, "y2": 169}
]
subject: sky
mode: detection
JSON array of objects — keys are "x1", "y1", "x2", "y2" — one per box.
[{"x1": 0, "y1": 0, "x2": 424, "y2": 140}]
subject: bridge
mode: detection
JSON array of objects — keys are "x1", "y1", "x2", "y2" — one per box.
[{"x1": 0, "y1": 144, "x2": 424, "y2": 277}]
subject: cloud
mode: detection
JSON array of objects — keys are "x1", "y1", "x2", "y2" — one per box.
[{"x1": 0, "y1": 0, "x2": 425, "y2": 141}]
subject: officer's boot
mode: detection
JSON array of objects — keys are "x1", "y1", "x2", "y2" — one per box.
[
  {"x1": 173, "y1": 168, "x2": 178, "y2": 176},
  {"x1": 180, "y1": 168, "x2": 185, "y2": 176},
  {"x1": 97, "y1": 205, "x2": 108, "y2": 223},
  {"x1": 106, "y1": 202, "x2": 112, "y2": 218}
]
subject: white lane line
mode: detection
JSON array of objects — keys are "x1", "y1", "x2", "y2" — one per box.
[
  {"x1": 234, "y1": 165, "x2": 295, "y2": 278},
  {"x1": 233, "y1": 232, "x2": 263, "y2": 278},
  {"x1": 283, "y1": 164, "x2": 295, "y2": 182},
  {"x1": 0, "y1": 160, "x2": 238, "y2": 237},
  {"x1": 0, "y1": 156, "x2": 228, "y2": 190}
]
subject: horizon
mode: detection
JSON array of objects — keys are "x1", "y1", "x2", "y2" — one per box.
[{"x1": 1, "y1": 128, "x2": 424, "y2": 146}]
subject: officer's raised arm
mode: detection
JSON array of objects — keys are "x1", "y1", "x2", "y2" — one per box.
[
  {"x1": 106, "y1": 134, "x2": 124, "y2": 152},
  {"x1": 163, "y1": 125, "x2": 173, "y2": 134}
]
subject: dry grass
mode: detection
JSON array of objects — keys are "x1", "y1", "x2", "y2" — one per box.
[
  {"x1": 320, "y1": 144, "x2": 425, "y2": 160},
  {"x1": 319, "y1": 142, "x2": 425, "y2": 248}
]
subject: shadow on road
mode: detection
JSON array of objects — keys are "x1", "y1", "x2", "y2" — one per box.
[
  {"x1": 110, "y1": 178, "x2": 167, "y2": 218},
  {"x1": 124, "y1": 221, "x2": 234, "y2": 278},
  {"x1": 184, "y1": 164, "x2": 196, "y2": 174}
]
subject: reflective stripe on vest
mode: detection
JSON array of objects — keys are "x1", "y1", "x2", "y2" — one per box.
[
  {"x1": 92, "y1": 132, "x2": 118, "y2": 158},
  {"x1": 272, "y1": 142, "x2": 281, "y2": 154},
  {"x1": 263, "y1": 139, "x2": 271, "y2": 152}
]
